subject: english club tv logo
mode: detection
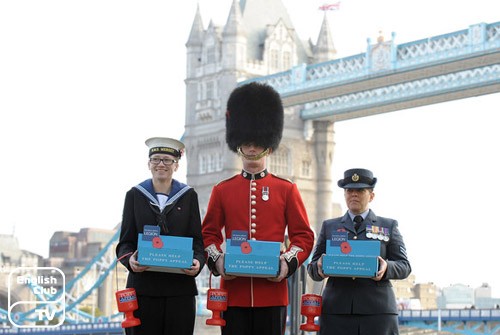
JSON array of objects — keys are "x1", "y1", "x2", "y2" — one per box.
[{"x1": 8, "y1": 267, "x2": 65, "y2": 327}]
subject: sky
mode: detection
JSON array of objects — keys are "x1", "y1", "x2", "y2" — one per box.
[{"x1": 1, "y1": 1, "x2": 499, "y2": 297}]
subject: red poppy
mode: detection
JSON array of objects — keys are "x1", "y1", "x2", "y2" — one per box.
[
  {"x1": 240, "y1": 241, "x2": 252, "y2": 254},
  {"x1": 152, "y1": 236, "x2": 164, "y2": 249},
  {"x1": 340, "y1": 241, "x2": 351, "y2": 254}
]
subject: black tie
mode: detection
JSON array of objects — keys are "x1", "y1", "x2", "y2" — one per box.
[{"x1": 353, "y1": 215, "x2": 363, "y2": 231}]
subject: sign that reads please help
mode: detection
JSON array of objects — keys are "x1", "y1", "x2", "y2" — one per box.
[
  {"x1": 224, "y1": 230, "x2": 281, "y2": 278},
  {"x1": 137, "y1": 225, "x2": 193, "y2": 274},
  {"x1": 322, "y1": 232, "x2": 380, "y2": 278}
]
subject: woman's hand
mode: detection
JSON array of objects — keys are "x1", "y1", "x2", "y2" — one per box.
[
  {"x1": 183, "y1": 259, "x2": 201, "y2": 276},
  {"x1": 129, "y1": 250, "x2": 149, "y2": 272},
  {"x1": 317, "y1": 254, "x2": 328, "y2": 279},
  {"x1": 373, "y1": 256, "x2": 387, "y2": 281}
]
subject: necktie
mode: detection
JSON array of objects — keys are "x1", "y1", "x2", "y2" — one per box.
[{"x1": 353, "y1": 215, "x2": 363, "y2": 231}]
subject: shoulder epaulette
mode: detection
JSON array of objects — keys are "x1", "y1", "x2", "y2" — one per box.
[
  {"x1": 270, "y1": 173, "x2": 293, "y2": 183},
  {"x1": 216, "y1": 174, "x2": 238, "y2": 186}
]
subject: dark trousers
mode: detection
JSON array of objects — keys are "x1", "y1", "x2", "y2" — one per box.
[
  {"x1": 221, "y1": 306, "x2": 287, "y2": 335},
  {"x1": 319, "y1": 313, "x2": 399, "y2": 335},
  {"x1": 126, "y1": 295, "x2": 196, "y2": 335}
]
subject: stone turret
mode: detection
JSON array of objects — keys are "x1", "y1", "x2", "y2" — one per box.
[
  {"x1": 313, "y1": 13, "x2": 337, "y2": 62},
  {"x1": 185, "y1": 4, "x2": 204, "y2": 78},
  {"x1": 222, "y1": 0, "x2": 246, "y2": 70}
]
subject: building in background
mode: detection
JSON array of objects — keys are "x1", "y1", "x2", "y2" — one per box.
[
  {"x1": 0, "y1": 234, "x2": 42, "y2": 318},
  {"x1": 0, "y1": 234, "x2": 41, "y2": 268},
  {"x1": 474, "y1": 283, "x2": 500, "y2": 308},
  {"x1": 183, "y1": 0, "x2": 340, "y2": 232},
  {"x1": 392, "y1": 274, "x2": 439, "y2": 310},
  {"x1": 414, "y1": 282, "x2": 439, "y2": 310},
  {"x1": 46, "y1": 227, "x2": 124, "y2": 318},
  {"x1": 436, "y1": 283, "x2": 500, "y2": 309},
  {"x1": 439, "y1": 284, "x2": 475, "y2": 309}
]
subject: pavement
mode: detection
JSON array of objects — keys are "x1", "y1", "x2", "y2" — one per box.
[
  {"x1": 194, "y1": 315, "x2": 221, "y2": 335},
  {"x1": 193, "y1": 315, "x2": 452, "y2": 335}
]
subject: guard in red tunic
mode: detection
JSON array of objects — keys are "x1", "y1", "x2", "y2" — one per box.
[{"x1": 202, "y1": 82, "x2": 315, "y2": 335}]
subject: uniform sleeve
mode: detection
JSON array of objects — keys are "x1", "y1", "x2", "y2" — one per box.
[
  {"x1": 188, "y1": 190, "x2": 206, "y2": 276},
  {"x1": 307, "y1": 220, "x2": 328, "y2": 281},
  {"x1": 116, "y1": 190, "x2": 137, "y2": 272},
  {"x1": 201, "y1": 185, "x2": 225, "y2": 274},
  {"x1": 283, "y1": 183, "x2": 315, "y2": 277},
  {"x1": 384, "y1": 220, "x2": 411, "y2": 280}
]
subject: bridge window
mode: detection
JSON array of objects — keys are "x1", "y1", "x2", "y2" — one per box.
[
  {"x1": 199, "y1": 151, "x2": 223, "y2": 174},
  {"x1": 206, "y1": 81, "x2": 215, "y2": 99},
  {"x1": 269, "y1": 147, "x2": 290, "y2": 176},
  {"x1": 270, "y1": 49, "x2": 279, "y2": 70},
  {"x1": 301, "y1": 160, "x2": 311, "y2": 178},
  {"x1": 206, "y1": 46, "x2": 216, "y2": 64},
  {"x1": 203, "y1": 37, "x2": 217, "y2": 64},
  {"x1": 283, "y1": 51, "x2": 291, "y2": 70}
]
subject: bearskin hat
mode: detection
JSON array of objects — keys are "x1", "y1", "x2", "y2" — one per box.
[{"x1": 225, "y1": 82, "x2": 284, "y2": 152}]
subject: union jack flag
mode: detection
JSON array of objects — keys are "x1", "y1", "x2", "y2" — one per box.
[{"x1": 319, "y1": 2, "x2": 341, "y2": 11}]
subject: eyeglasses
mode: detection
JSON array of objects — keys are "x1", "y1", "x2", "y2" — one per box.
[{"x1": 149, "y1": 158, "x2": 178, "y2": 166}]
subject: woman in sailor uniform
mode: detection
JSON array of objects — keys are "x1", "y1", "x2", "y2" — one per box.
[{"x1": 116, "y1": 137, "x2": 205, "y2": 335}]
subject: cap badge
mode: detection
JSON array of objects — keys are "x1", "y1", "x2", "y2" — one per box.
[{"x1": 351, "y1": 173, "x2": 360, "y2": 182}]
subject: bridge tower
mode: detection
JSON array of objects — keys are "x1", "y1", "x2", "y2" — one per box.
[{"x1": 183, "y1": 0, "x2": 340, "y2": 232}]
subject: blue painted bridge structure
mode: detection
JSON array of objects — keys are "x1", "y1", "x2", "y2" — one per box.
[
  {"x1": 244, "y1": 21, "x2": 500, "y2": 122},
  {"x1": 400, "y1": 309, "x2": 500, "y2": 334}
]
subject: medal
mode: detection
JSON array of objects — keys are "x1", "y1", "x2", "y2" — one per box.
[
  {"x1": 371, "y1": 225, "x2": 379, "y2": 240},
  {"x1": 366, "y1": 225, "x2": 373, "y2": 238},
  {"x1": 383, "y1": 227, "x2": 390, "y2": 241},
  {"x1": 262, "y1": 186, "x2": 269, "y2": 201},
  {"x1": 377, "y1": 226, "x2": 383, "y2": 240}
]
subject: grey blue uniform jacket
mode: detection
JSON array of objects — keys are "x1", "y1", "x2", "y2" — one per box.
[
  {"x1": 116, "y1": 179, "x2": 205, "y2": 297},
  {"x1": 307, "y1": 210, "x2": 411, "y2": 314}
]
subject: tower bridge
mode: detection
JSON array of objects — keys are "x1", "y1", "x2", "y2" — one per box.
[
  {"x1": 1, "y1": 19, "x2": 499, "y2": 333},
  {"x1": 1, "y1": 0, "x2": 499, "y2": 332},
  {"x1": 245, "y1": 21, "x2": 500, "y2": 122}
]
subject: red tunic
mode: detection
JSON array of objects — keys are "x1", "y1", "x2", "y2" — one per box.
[{"x1": 202, "y1": 171, "x2": 314, "y2": 307}]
